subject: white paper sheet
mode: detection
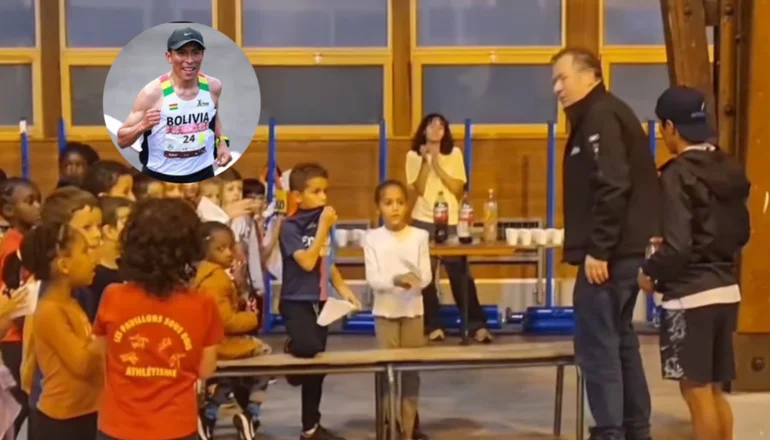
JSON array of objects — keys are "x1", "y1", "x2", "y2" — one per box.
[
  {"x1": 197, "y1": 196, "x2": 230, "y2": 223},
  {"x1": 9, "y1": 280, "x2": 41, "y2": 319},
  {"x1": 317, "y1": 297, "x2": 357, "y2": 327}
]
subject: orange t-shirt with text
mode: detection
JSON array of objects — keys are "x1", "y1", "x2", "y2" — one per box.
[{"x1": 93, "y1": 283, "x2": 224, "y2": 440}]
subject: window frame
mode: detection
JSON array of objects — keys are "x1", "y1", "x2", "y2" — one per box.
[
  {"x1": 0, "y1": 0, "x2": 43, "y2": 141},
  {"x1": 236, "y1": 0, "x2": 393, "y2": 141},
  {"x1": 600, "y1": 0, "x2": 715, "y2": 134},
  {"x1": 59, "y1": 0, "x2": 219, "y2": 141},
  {"x1": 409, "y1": 0, "x2": 567, "y2": 139}
]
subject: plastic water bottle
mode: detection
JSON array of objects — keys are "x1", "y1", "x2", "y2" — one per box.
[
  {"x1": 483, "y1": 189, "x2": 498, "y2": 243},
  {"x1": 458, "y1": 193, "x2": 473, "y2": 244},
  {"x1": 433, "y1": 191, "x2": 449, "y2": 244}
]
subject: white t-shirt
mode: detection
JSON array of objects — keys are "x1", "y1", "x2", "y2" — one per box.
[
  {"x1": 405, "y1": 147, "x2": 467, "y2": 225},
  {"x1": 363, "y1": 226, "x2": 432, "y2": 319}
]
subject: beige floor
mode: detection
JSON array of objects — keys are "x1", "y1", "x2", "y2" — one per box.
[{"x1": 212, "y1": 334, "x2": 770, "y2": 440}]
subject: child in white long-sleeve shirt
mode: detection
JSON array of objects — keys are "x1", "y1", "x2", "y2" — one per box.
[{"x1": 362, "y1": 180, "x2": 431, "y2": 440}]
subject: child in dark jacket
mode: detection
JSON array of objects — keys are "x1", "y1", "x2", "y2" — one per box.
[{"x1": 639, "y1": 86, "x2": 750, "y2": 440}]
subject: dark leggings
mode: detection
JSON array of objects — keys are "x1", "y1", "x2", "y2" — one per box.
[
  {"x1": 280, "y1": 300, "x2": 328, "y2": 432},
  {"x1": 29, "y1": 410, "x2": 97, "y2": 440},
  {"x1": 411, "y1": 220, "x2": 488, "y2": 334},
  {"x1": 0, "y1": 341, "x2": 28, "y2": 435}
]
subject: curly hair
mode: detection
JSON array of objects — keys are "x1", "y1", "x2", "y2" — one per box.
[
  {"x1": 0, "y1": 178, "x2": 38, "y2": 217},
  {"x1": 82, "y1": 160, "x2": 131, "y2": 197},
  {"x1": 411, "y1": 113, "x2": 454, "y2": 155},
  {"x1": 119, "y1": 198, "x2": 202, "y2": 299},
  {"x1": 60, "y1": 142, "x2": 100, "y2": 166},
  {"x1": 198, "y1": 221, "x2": 234, "y2": 256}
]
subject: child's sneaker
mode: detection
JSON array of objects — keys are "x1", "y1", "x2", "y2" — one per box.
[
  {"x1": 233, "y1": 412, "x2": 258, "y2": 440},
  {"x1": 197, "y1": 408, "x2": 215, "y2": 440},
  {"x1": 300, "y1": 425, "x2": 345, "y2": 440}
]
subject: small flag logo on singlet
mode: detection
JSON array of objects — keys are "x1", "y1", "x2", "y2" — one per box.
[{"x1": 169, "y1": 103, "x2": 179, "y2": 111}]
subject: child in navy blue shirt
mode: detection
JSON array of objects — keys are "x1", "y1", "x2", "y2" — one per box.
[{"x1": 279, "y1": 163, "x2": 361, "y2": 440}]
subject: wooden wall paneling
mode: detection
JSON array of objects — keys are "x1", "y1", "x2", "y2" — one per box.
[
  {"x1": 716, "y1": 0, "x2": 738, "y2": 153},
  {"x1": 39, "y1": 0, "x2": 61, "y2": 138},
  {"x1": 391, "y1": 0, "x2": 411, "y2": 137},
  {"x1": 704, "y1": 0, "x2": 720, "y2": 25},
  {"x1": 215, "y1": 0, "x2": 237, "y2": 42},
  {"x1": 737, "y1": 0, "x2": 770, "y2": 334},
  {"x1": 566, "y1": 0, "x2": 600, "y2": 53},
  {"x1": 660, "y1": 0, "x2": 717, "y2": 135}
]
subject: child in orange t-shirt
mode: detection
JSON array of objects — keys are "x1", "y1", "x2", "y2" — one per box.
[
  {"x1": 92, "y1": 198, "x2": 224, "y2": 440},
  {"x1": 194, "y1": 221, "x2": 271, "y2": 440},
  {"x1": 24, "y1": 223, "x2": 102, "y2": 440}
]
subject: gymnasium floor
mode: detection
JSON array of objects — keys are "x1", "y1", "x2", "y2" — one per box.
[{"x1": 12, "y1": 334, "x2": 770, "y2": 439}]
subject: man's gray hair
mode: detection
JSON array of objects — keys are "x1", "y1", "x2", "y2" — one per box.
[{"x1": 551, "y1": 47, "x2": 604, "y2": 81}]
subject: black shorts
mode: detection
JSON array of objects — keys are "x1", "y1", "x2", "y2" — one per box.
[{"x1": 659, "y1": 302, "x2": 739, "y2": 384}]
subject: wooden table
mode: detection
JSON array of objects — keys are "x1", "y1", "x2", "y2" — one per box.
[
  {"x1": 337, "y1": 241, "x2": 548, "y2": 344},
  {"x1": 217, "y1": 342, "x2": 584, "y2": 440}
]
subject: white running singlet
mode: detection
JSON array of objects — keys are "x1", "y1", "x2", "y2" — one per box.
[{"x1": 144, "y1": 72, "x2": 217, "y2": 176}]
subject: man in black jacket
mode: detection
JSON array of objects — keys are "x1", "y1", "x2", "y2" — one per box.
[
  {"x1": 639, "y1": 86, "x2": 750, "y2": 440},
  {"x1": 552, "y1": 48, "x2": 658, "y2": 440}
]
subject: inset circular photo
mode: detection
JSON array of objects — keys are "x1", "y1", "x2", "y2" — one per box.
[{"x1": 103, "y1": 22, "x2": 260, "y2": 183}]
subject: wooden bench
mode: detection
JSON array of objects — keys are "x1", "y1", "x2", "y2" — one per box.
[{"x1": 217, "y1": 341, "x2": 585, "y2": 440}]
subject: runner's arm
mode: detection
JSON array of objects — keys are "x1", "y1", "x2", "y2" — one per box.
[
  {"x1": 209, "y1": 78, "x2": 224, "y2": 138},
  {"x1": 117, "y1": 87, "x2": 156, "y2": 149}
]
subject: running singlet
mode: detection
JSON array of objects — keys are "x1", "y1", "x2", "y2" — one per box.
[{"x1": 144, "y1": 72, "x2": 217, "y2": 176}]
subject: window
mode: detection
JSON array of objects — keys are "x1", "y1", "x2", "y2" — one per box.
[
  {"x1": 240, "y1": 0, "x2": 388, "y2": 48},
  {"x1": 417, "y1": 0, "x2": 563, "y2": 47},
  {"x1": 422, "y1": 65, "x2": 556, "y2": 124},
  {"x1": 237, "y1": 0, "x2": 392, "y2": 139},
  {"x1": 603, "y1": 0, "x2": 713, "y2": 46},
  {"x1": 60, "y1": 1, "x2": 218, "y2": 139},
  {"x1": 609, "y1": 64, "x2": 669, "y2": 121},
  {"x1": 411, "y1": 0, "x2": 565, "y2": 137},
  {"x1": 254, "y1": 66, "x2": 383, "y2": 125},
  {"x1": 0, "y1": 0, "x2": 37, "y2": 47},
  {"x1": 64, "y1": 0, "x2": 214, "y2": 48},
  {"x1": 69, "y1": 66, "x2": 109, "y2": 126},
  {"x1": 601, "y1": 0, "x2": 714, "y2": 130},
  {"x1": 0, "y1": 0, "x2": 40, "y2": 140}
]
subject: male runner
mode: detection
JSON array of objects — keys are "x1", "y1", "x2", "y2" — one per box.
[{"x1": 117, "y1": 27, "x2": 232, "y2": 183}]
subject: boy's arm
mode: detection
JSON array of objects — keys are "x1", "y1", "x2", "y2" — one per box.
[
  {"x1": 261, "y1": 217, "x2": 282, "y2": 265},
  {"x1": 289, "y1": 209, "x2": 335, "y2": 271},
  {"x1": 641, "y1": 170, "x2": 692, "y2": 282},
  {"x1": 331, "y1": 264, "x2": 361, "y2": 309}
]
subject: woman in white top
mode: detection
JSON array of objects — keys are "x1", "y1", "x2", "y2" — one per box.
[
  {"x1": 363, "y1": 180, "x2": 431, "y2": 440},
  {"x1": 405, "y1": 113, "x2": 493, "y2": 343}
]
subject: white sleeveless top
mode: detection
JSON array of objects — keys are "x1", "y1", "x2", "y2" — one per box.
[{"x1": 144, "y1": 72, "x2": 217, "y2": 176}]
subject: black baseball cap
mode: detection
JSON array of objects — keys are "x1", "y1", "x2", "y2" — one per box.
[
  {"x1": 167, "y1": 27, "x2": 205, "y2": 51},
  {"x1": 654, "y1": 86, "x2": 712, "y2": 142}
]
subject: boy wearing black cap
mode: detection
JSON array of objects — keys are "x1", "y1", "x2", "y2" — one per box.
[
  {"x1": 117, "y1": 26, "x2": 232, "y2": 183},
  {"x1": 639, "y1": 86, "x2": 750, "y2": 440}
]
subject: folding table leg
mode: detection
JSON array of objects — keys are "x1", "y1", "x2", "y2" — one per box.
[
  {"x1": 576, "y1": 365, "x2": 585, "y2": 440},
  {"x1": 387, "y1": 365, "x2": 398, "y2": 440},
  {"x1": 375, "y1": 373, "x2": 385, "y2": 440},
  {"x1": 553, "y1": 364, "x2": 564, "y2": 437}
]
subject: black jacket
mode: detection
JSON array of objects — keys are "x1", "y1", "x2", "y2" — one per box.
[
  {"x1": 562, "y1": 83, "x2": 660, "y2": 264},
  {"x1": 641, "y1": 146, "x2": 750, "y2": 301}
]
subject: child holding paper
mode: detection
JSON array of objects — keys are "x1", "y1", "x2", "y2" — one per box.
[{"x1": 363, "y1": 179, "x2": 431, "y2": 440}]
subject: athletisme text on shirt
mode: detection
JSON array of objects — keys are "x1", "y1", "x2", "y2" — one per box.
[{"x1": 125, "y1": 366, "x2": 178, "y2": 378}]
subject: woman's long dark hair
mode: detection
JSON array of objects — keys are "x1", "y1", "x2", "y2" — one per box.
[{"x1": 410, "y1": 113, "x2": 454, "y2": 155}]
